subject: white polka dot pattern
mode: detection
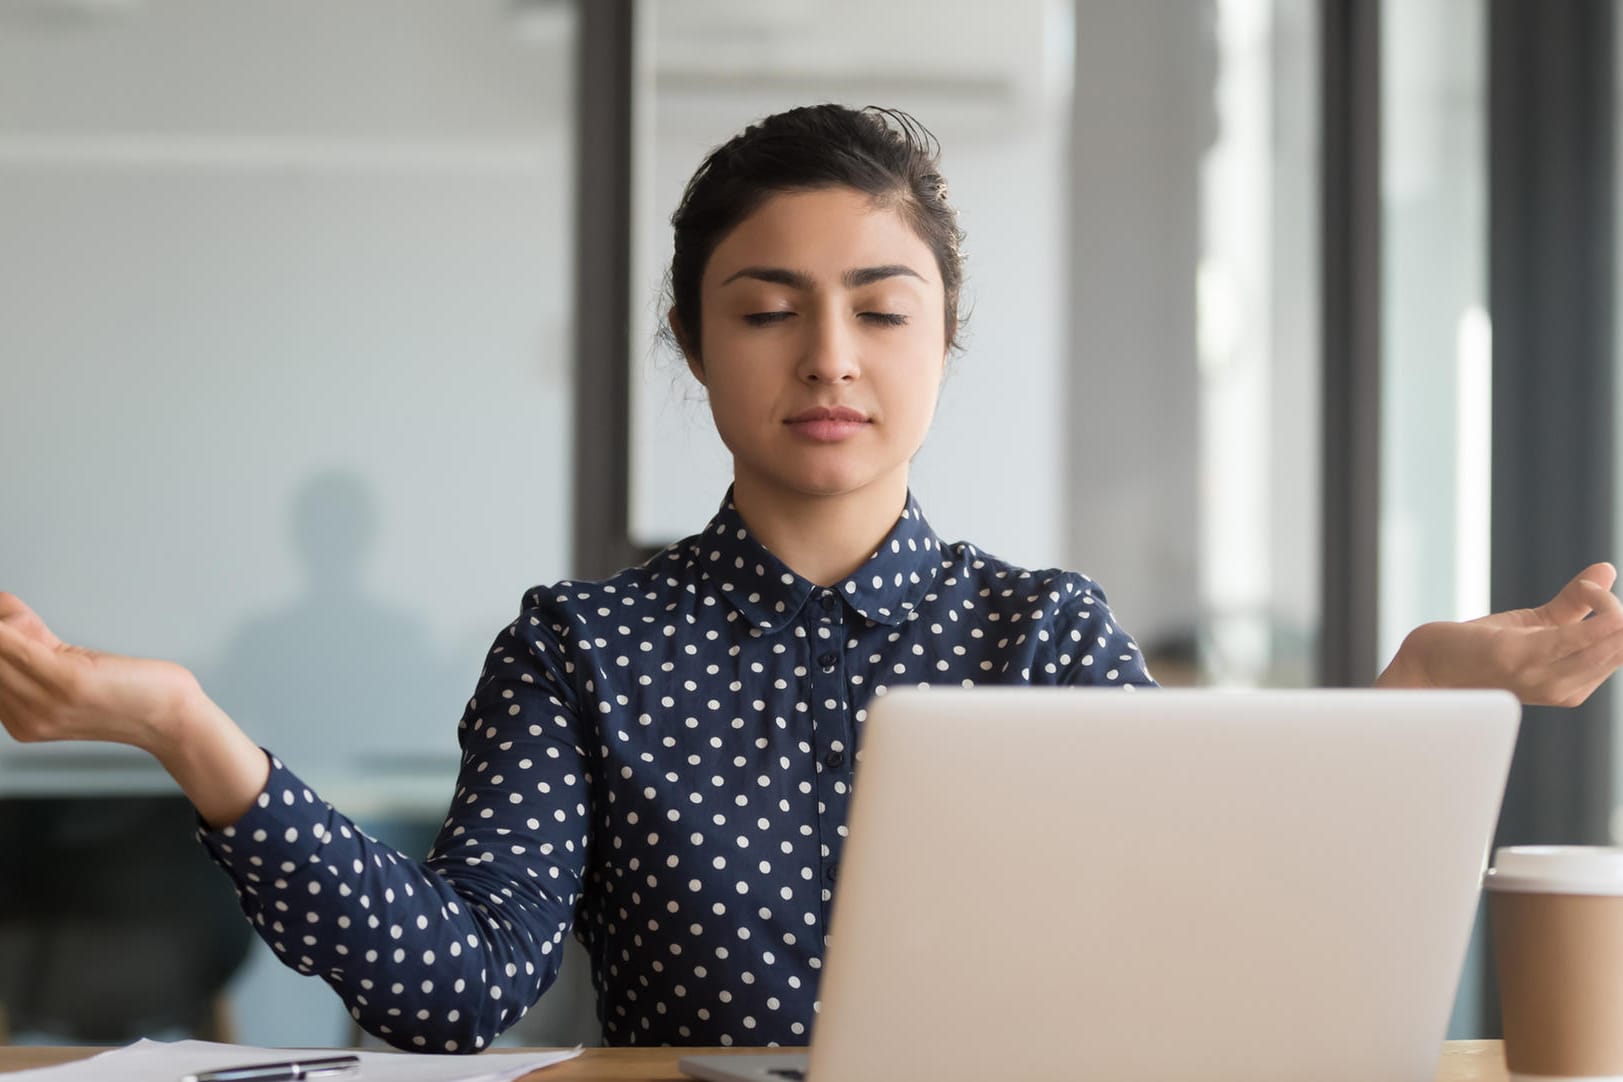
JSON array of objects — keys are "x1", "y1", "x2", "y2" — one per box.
[{"x1": 198, "y1": 490, "x2": 1151, "y2": 1051}]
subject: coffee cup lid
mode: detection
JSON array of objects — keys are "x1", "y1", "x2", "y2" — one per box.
[{"x1": 1486, "y1": 846, "x2": 1623, "y2": 895}]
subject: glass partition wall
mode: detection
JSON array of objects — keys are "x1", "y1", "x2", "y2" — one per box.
[{"x1": 0, "y1": 0, "x2": 582, "y2": 1047}]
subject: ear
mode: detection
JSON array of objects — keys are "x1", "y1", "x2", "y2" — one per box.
[{"x1": 669, "y1": 307, "x2": 705, "y2": 385}]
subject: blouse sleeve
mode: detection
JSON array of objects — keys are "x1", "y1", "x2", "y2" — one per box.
[
  {"x1": 1049, "y1": 573, "x2": 1157, "y2": 688},
  {"x1": 195, "y1": 594, "x2": 595, "y2": 1053}
]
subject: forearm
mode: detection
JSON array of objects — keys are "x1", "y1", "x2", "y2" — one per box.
[{"x1": 144, "y1": 681, "x2": 272, "y2": 828}]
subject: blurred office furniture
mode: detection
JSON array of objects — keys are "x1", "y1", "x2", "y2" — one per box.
[{"x1": 0, "y1": 796, "x2": 252, "y2": 1044}]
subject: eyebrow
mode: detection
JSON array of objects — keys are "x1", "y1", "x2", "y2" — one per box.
[{"x1": 719, "y1": 264, "x2": 927, "y2": 289}]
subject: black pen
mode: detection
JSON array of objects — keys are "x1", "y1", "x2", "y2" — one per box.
[{"x1": 180, "y1": 1053, "x2": 362, "y2": 1082}]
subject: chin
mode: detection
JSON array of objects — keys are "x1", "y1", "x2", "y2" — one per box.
[
  {"x1": 791, "y1": 468, "x2": 897, "y2": 501},
  {"x1": 739, "y1": 449, "x2": 907, "y2": 503},
  {"x1": 791, "y1": 478, "x2": 868, "y2": 499}
]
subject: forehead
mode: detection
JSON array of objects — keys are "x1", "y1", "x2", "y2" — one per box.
[{"x1": 703, "y1": 187, "x2": 937, "y2": 287}]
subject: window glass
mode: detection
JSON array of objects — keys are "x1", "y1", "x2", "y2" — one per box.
[{"x1": 1380, "y1": 0, "x2": 1489, "y2": 1037}]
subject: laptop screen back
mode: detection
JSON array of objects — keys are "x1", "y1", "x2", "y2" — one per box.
[{"x1": 808, "y1": 688, "x2": 1519, "y2": 1082}]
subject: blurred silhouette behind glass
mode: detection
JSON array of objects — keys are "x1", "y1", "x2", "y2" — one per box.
[{"x1": 206, "y1": 468, "x2": 454, "y2": 776}]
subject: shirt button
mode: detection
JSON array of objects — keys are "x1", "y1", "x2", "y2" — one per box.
[
  {"x1": 824, "y1": 749, "x2": 845, "y2": 769},
  {"x1": 826, "y1": 863, "x2": 838, "y2": 883},
  {"x1": 820, "y1": 592, "x2": 838, "y2": 612},
  {"x1": 818, "y1": 652, "x2": 838, "y2": 672}
]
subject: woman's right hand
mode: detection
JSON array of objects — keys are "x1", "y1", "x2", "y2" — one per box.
[
  {"x1": 0, "y1": 591, "x2": 271, "y2": 827},
  {"x1": 0, "y1": 591, "x2": 201, "y2": 752}
]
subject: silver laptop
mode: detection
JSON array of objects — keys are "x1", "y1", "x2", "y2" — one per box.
[{"x1": 680, "y1": 687, "x2": 1520, "y2": 1082}]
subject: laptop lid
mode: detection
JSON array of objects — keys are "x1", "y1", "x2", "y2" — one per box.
[{"x1": 798, "y1": 687, "x2": 1519, "y2": 1082}]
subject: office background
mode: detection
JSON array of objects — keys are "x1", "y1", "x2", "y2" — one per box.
[{"x1": 0, "y1": 0, "x2": 1611, "y2": 1049}]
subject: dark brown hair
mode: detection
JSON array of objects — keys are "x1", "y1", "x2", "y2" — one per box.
[{"x1": 667, "y1": 104, "x2": 967, "y2": 357}]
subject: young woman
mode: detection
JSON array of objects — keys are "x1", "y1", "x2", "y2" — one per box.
[{"x1": 2, "y1": 105, "x2": 1621, "y2": 1052}]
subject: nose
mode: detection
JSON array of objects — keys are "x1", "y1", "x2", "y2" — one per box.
[{"x1": 797, "y1": 308, "x2": 860, "y2": 384}]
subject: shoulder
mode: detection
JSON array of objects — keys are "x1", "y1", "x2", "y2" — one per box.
[
  {"x1": 934, "y1": 540, "x2": 1153, "y2": 687},
  {"x1": 473, "y1": 538, "x2": 708, "y2": 708},
  {"x1": 514, "y1": 534, "x2": 708, "y2": 634},
  {"x1": 935, "y1": 540, "x2": 1118, "y2": 615}
]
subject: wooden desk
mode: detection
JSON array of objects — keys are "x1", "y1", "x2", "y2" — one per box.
[{"x1": 0, "y1": 1040, "x2": 1510, "y2": 1080}]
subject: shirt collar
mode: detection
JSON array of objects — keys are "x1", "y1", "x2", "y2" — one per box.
[{"x1": 698, "y1": 488, "x2": 946, "y2": 632}]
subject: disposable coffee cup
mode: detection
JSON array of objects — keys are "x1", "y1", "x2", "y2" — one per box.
[{"x1": 1486, "y1": 847, "x2": 1623, "y2": 1081}]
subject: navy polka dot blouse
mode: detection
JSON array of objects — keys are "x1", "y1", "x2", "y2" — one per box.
[{"x1": 198, "y1": 490, "x2": 1153, "y2": 1051}]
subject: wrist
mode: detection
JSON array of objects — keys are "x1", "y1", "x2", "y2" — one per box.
[
  {"x1": 127, "y1": 663, "x2": 212, "y2": 759},
  {"x1": 147, "y1": 680, "x2": 271, "y2": 829}
]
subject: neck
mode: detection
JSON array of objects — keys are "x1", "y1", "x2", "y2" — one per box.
[{"x1": 730, "y1": 472, "x2": 908, "y2": 587}]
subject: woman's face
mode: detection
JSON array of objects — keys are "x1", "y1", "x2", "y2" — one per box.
[{"x1": 685, "y1": 186, "x2": 948, "y2": 510}]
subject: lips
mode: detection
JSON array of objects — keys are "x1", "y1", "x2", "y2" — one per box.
[
  {"x1": 786, "y1": 406, "x2": 868, "y2": 424},
  {"x1": 785, "y1": 405, "x2": 870, "y2": 443}
]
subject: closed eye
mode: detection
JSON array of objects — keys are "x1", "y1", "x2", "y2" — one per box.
[{"x1": 743, "y1": 311, "x2": 907, "y2": 327}]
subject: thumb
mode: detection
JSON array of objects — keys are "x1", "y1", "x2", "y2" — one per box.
[
  {"x1": 0, "y1": 592, "x2": 63, "y2": 651},
  {"x1": 1539, "y1": 563, "x2": 1620, "y2": 625},
  {"x1": 1584, "y1": 561, "x2": 1620, "y2": 591}
]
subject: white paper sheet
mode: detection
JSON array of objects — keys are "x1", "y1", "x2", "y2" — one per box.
[{"x1": 0, "y1": 1038, "x2": 581, "y2": 1082}]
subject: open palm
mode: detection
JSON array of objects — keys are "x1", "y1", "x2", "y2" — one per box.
[
  {"x1": 0, "y1": 592, "x2": 197, "y2": 749},
  {"x1": 1388, "y1": 563, "x2": 1623, "y2": 706}
]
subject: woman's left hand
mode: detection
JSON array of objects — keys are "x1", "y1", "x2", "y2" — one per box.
[{"x1": 1377, "y1": 562, "x2": 1623, "y2": 706}]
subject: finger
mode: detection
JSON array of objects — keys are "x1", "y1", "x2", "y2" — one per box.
[
  {"x1": 1535, "y1": 628, "x2": 1623, "y2": 706},
  {"x1": 1556, "y1": 671, "x2": 1613, "y2": 708},
  {"x1": 0, "y1": 616, "x2": 31, "y2": 664},
  {"x1": 1585, "y1": 561, "x2": 1620, "y2": 591},
  {"x1": 0, "y1": 619, "x2": 55, "y2": 695},
  {"x1": 1531, "y1": 603, "x2": 1623, "y2": 664},
  {"x1": 1578, "y1": 578, "x2": 1623, "y2": 619},
  {"x1": 0, "y1": 593, "x2": 63, "y2": 650},
  {"x1": 1538, "y1": 571, "x2": 1616, "y2": 629},
  {"x1": 1532, "y1": 567, "x2": 1610, "y2": 626},
  {"x1": 0, "y1": 624, "x2": 56, "y2": 740},
  {"x1": 1488, "y1": 612, "x2": 1623, "y2": 693}
]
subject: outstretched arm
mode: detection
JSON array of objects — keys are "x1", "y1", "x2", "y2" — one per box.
[
  {"x1": 1376, "y1": 562, "x2": 1623, "y2": 706},
  {"x1": 0, "y1": 591, "x2": 268, "y2": 826},
  {"x1": 0, "y1": 590, "x2": 590, "y2": 1051}
]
